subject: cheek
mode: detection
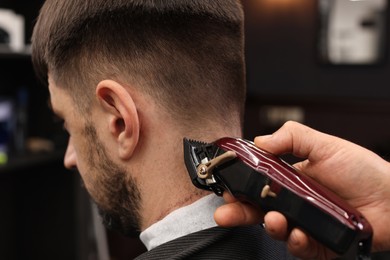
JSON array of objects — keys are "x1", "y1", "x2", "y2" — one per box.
[
  {"x1": 76, "y1": 150, "x2": 104, "y2": 204},
  {"x1": 76, "y1": 151, "x2": 94, "y2": 183},
  {"x1": 75, "y1": 137, "x2": 110, "y2": 204},
  {"x1": 67, "y1": 136, "x2": 94, "y2": 185},
  {"x1": 74, "y1": 122, "x2": 125, "y2": 210}
]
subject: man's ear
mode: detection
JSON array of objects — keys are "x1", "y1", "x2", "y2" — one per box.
[{"x1": 96, "y1": 80, "x2": 140, "y2": 160}]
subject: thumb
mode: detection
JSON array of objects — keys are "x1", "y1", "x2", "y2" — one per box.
[
  {"x1": 254, "y1": 121, "x2": 330, "y2": 162},
  {"x1": 254, "y1": 121, "x2": 313, "y2": 157}
]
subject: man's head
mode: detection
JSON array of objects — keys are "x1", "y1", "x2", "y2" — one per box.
[
  {"x1": 32, "y1": 0, "x2": 246, "y2": 128},
  {"x1": 32, "y1": 0, "x2": 246, "y2": 235}
]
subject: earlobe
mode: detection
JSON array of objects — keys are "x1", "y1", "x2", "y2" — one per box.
[{"x1": 96, "y1": 80, "x2": 140, "y2": 160}]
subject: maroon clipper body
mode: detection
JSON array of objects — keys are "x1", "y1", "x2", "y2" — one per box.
[{"x1": 183, "y1": 137, "x2": 373, "y2": 260}]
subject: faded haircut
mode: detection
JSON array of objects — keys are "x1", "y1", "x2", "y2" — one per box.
[{"x1": 31, "y1": 0, "x2": 246, "y2": 128}]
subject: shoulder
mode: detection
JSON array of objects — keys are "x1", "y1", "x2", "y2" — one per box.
[{"x1": 135, "y1": 225, "x2": 296, "y2": 259}]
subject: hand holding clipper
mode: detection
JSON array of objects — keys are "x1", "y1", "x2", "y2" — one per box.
[{"x1": 183, "y1": 137, "x2": 373, "y2": 260}]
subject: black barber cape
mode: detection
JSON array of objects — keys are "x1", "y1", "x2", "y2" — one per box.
[{"x1": 135, "y1": 225, "x2": 296, "y2": 259}]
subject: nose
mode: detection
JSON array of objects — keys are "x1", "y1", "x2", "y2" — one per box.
[{"x1": 64, "y1": 137, "x2": 77, "y2": 170}]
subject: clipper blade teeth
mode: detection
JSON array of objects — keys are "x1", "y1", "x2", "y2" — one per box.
[{"x1": 183, "y1": 138, "x2": 211, "y2": 147}]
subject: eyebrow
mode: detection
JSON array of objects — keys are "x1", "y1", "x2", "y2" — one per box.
[{"x1": 46, "y1": 97, "x2": 64, "y2": 120}]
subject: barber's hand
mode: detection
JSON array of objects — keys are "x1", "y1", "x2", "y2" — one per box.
[{"x1": 214, "y1": 121, "x2": 390, "y2": 259}]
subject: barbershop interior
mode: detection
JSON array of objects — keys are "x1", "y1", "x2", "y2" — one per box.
[{"x1": 0, "y1": 0, "x2": 389, "y2": 259}]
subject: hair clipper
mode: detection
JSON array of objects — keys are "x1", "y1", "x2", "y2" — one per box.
[{"x1": 183, "y1": 137, "x2": 373, "y2": 260}]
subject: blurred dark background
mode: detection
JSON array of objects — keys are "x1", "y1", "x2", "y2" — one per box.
[
  {"x1": 0, "y1": 0, "x2": 389, "y2": 259},
  {"x1": 242, "y1": 0, "x2": 390, "y2": 161}
]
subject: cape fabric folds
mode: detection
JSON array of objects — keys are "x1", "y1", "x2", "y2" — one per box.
[{"x1": 135, "y1": 225, "x2": 296, "y2": 260}]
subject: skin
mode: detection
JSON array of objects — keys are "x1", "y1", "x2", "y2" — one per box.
[
  {"x1": 48, "y1": 74, "x2": 239, "y2": 235},
  {"x1": 49, "y1": 76, "x2": 143, "y2": 234},
  {"x1": 214, "y1": 121, "x2": 390, "y2": 259}
]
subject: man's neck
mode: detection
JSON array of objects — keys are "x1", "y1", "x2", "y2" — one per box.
[{"x1": 134, "y1": 110, "x2": 241, "y2": 231}]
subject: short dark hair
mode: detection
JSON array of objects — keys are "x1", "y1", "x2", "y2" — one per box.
[{"x1": 32, "y1": 0, "x2": 246, "y2": 129}]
